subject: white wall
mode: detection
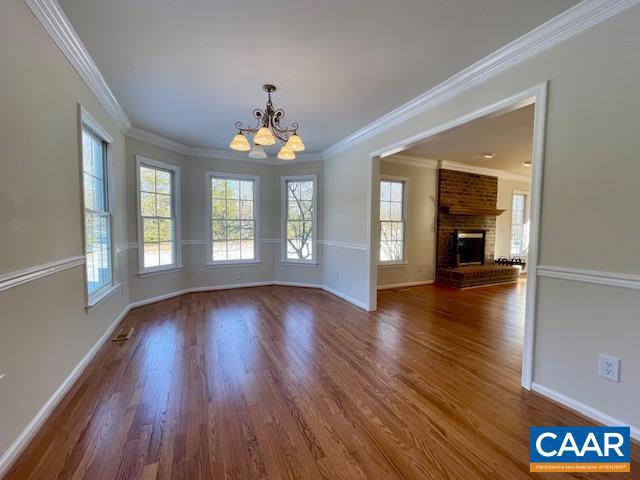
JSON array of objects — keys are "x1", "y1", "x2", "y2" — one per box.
[
  {"x1": 323, "y1": 6, "x2": 640, "y2": 429},
  {"x1": 377, "y1": 160, "x2": 437, "y2": 288}
]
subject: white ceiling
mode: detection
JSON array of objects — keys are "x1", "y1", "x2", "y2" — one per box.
[
  {"x1": 57, "y1": 0, "x2": 578, "y2": 153},
  {"x1": 403, "y1": 104, "x2": 534, "y2": 176}
]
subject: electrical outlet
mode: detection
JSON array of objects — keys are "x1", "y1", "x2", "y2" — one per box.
[
  {"x1": 233, "y1": 270, "x2": 241, "y2": 281},
  {"x1": 598, "y1": 354, "x2": 620, "y2": 382},
  {"x1": 0, "y1": 374, "x2": 5, "y2": 382}
]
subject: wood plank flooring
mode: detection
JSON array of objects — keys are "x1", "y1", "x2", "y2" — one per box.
[{"x1": 7, "y1": 281, "x2": 639, "y2": 479}]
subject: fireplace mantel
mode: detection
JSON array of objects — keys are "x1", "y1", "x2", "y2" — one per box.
[{"x1": 439, "y1": 205, "x2": 505, "y2": 216}]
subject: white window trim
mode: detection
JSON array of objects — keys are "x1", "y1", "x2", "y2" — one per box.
[
  {"x1": 509, "y1": 189, "x2": 530, "y2": 256},
  {"x1": 80, "y1": 106, "x2": 115, "y2": 308},
  {"x1": 281, "y1": 174, "x2": 318, "y2": 265},
  {"x1": 136, "y1": 155, "x2": 182, "y2": 275},
  {"x1": 205, "y1": 171, "x2": 261, "y2": 266},
  {"x1": 378, "y1": 175, "x2": 408, "y2": 265}
]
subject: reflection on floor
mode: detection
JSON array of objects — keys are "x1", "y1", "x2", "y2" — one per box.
[{"x1": 8, "y1": 281, "x2": 639, "y2": 479}]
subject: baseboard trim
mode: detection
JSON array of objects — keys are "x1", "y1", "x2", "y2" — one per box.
[
  {"x1": 377, "y1": 280, "x2": 434, "y2": 290},
  {"x1": 531, "y1": 383, "x2": 640, "y2": 441},
  {"x1": 0, "y1": 305, "x2": 129, "y2": 478},
  {"x1": 321, "y1": 285, "x2": 368, "y2": 310}
]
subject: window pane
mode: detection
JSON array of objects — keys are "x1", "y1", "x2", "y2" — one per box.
[
  {"x1": 140, "y1": 192, "x2": 156, "y2": 216},
  {"x1": 227, "y1": 240, "x2": 241, "y2": 260},
  {"x1": 212, "y1": 220, "x2": 226, "y2": 241},
  {"x1": 227, "y1": 220, "x2": 241, "y2": 240},
  {"x1": 83, "y1": 173, "x2": 95, "y2": 210},
  {"x1": 390, "y1": 201, "x2": 402, "y2": 221},
  {"x1": 380, "y1": 181, "x2": 391, "y2": 201},
  {"x1": 82, "y1": 132, "x2": 93, "y2": 175},
  {"x1": 227, "y1": 180, "x2": 240, "y2": 199},
  {"x1": 380, "y1": 201, "x2": 390, "y2": 221},
  {"x1": 300, "y1": 181, "x2": 314, "y2": 201},
  {"x1": 240, "y1": 221, "x2": 254, "y2": 240},
  {"x1": 212, "y1": 197, "x2": 226, "y2": 219},
  {"x1": 240, "y1": 180, "x2": 254, "y2": 200},
  {"x1": 92, "y1": 139, "x2": 103, "y2": 180},
  {"x1": 240, "y1": 200, "x2": 253, "y2": 220},
  {"x1": 226, "y1": 198, "x2": 240, "y2": 219},
  {"x1": 155, "y1": 170, "x2": 171, "y2": 194},
  {"x1": 158, "y1": 219, "x2": 173, "y2": 241},
  {"x1": 140, "y1": 167, "x2": 156, "y2": 192},
  {"x1": 212, "y1": 178, "x2": 226, "y2": 198},
  {"x1": 159, "y1": 242, "x2": 173, "y2": 265},
  {"x1": 212, "y1": 242, "x2": 227, "y2": 261},
  {"x1": 391, "y1": 182, "x2": 403, "y2": 202},
  {"x1": 157, "y1": 193, "x2": 172, "y2": 217},
  {"x1": 143, "y1": 218, "x2": 159, "y2": 243},
  {"x1": 213, "y1": 242, "x2": 227, "y2": 261},
  {"x1": 144, "y1": 243, "x2": 160, "y2": 267},
  {"x1": 241, "y1": 240, "x2": 254, "y2": 259}
]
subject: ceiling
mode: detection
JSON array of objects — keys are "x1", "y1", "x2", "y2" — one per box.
[
  {"x1": 57, "y1": 0, "x2": 578, "y2": 153},
  {"x1": 402, "y1": 104, "x2": 534, "y2": 176}
]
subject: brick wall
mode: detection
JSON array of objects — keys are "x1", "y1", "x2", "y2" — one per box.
[{"x1": 436, "y1": 169, "x2": 498, "y2": 268}]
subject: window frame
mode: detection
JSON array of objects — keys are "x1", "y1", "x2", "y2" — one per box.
[
  {"x1": 378, "y1": 175, "x2": 408, "y2": 266},
  {"x1": 136, "y1": 155, "x2": 182, "y2": 275},
  {"x1": 281, "y1": 174, "x2": 318, "y2": 265},
  {"x1": 80, "y1": 107, "x2": 116, "y2": 307},
  {"x1": 510, "y1": 190, "x2": 529, "y2": 256},
  {"x1": 205, "y1": 171, "x2": 261, "y2": 266}
]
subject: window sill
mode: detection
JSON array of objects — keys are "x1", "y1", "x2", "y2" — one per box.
[
  {"x1": 379, "y1": 261, "x2": 408, "y2": 268},
  {"x1": 280, "y1": 261, "x2": 318, "y2": 268},
  {"x1": 86, "y1": 283, "x2": 122, "y2": 310},
  {"x1": 138, "y1": 266, "x2": 183, "y2": 278},
  {"x1": 206, "y1": 261, "x2": 262, "y2": 269}
]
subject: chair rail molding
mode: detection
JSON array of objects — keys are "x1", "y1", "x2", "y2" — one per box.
[
  {"x1": 322, "y1": 0, "x2": 640, "y2": 159},
  {"x1": 0, "y1": 256, "x2": 85, "y2": 293},
  {"x1": 319, "y1": 240, "x2": 368, "y2": 252},
  {"x1": 537, "y1": 265, "x2": 640, "y2": 290}
]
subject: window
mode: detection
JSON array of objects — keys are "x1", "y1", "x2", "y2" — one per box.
[
  {"x1": 282, "y1": 175, "x2": 317, "y2": 263},
  {"x1": 81, "y1": 122, "x2": 113, "y2": 302},
  {"x1": 379, "y1": 178, "x2": 406, "y2": 263},
  {"x1": 137, "y1": 156, "x2": 181, "y2": 273},
  {"x1": 207, "y1": 172, "x2": 259, "y2": 264},
  {"x1": 511, "y1": 192, "x2": 529, "y2": 255}
]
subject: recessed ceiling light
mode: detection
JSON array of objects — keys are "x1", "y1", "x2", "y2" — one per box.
[{"x1": 483, "y1": 153, "x2": 496, "y2": 159}]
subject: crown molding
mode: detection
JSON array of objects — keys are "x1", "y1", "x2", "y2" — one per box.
[
  {"x1": 322, "y1": 0, "x2": 640, "y2": 159},
  {"x1": 23, "y1": 0, "x2": 131, "y2": 132},
  {"x1": 384, "y1": 154, "x2": 439, "y2": 169},
  {"x1": 25, "y1": 0, "x2": 639, "y2": 164},
  {"x1": 127, "y1": 127, "x2": 325, "y2": 164},
  {"x1": 439, "y1": 160, "x2": 531, "y2": 183}
]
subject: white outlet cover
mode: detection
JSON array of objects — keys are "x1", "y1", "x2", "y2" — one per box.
[
  {"x1": 0, "y1": 374, "x2": 5, "y2": 382},
  {"x1": 598, "y1": 354, "x2": 620, "y2": 382}
]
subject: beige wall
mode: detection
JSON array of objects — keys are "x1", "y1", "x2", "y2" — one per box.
[
  {"x1": 377, "y1": 160, "x2": 437, "y2": 287},
  {"x1": 323, "y1": 6, "x2": 640, "y2": 428},
  {"x1": 0, "y1": 0, "x2": 130, "y2": 459},
  {"x1": 124, "y1": 137, "x2": 326, "y2": 300},
  {"x1": 495, "y1": 178, "x2": 531, "y2": 260}
]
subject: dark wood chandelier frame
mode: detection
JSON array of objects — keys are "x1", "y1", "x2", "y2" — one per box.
[{"x1": 233, "y1": 85, "x2": 299, "y2": 143}]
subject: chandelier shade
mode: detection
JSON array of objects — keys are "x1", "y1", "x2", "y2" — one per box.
[
  {"x1": 277, "y1": 146, "x2": 295, "y2": 160},
  {"x1": 253, "y1": 127, "x2": 276, "y2": 146},
  {"x1": 229, "y1": 84, "x2": 304, "y2": 159},
  {"x1": 284, "y1": 133, "x2": 305, "y2": 152},
  {"x1": 229, "y1": 132, "x2": 251, "y2": 151}
]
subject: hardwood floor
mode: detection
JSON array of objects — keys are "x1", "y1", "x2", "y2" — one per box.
[{"x1": 7, "y1": 282, "x2": 639, "y2": 479}]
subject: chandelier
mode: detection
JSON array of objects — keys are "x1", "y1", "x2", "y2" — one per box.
[{"x1": 229, "y1": 84, "x2": 305, "y2": 160}]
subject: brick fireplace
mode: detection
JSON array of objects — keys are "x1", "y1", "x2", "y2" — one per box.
[{"x1": 436, "y1": 169, "x2": 519, "y2": 287}]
